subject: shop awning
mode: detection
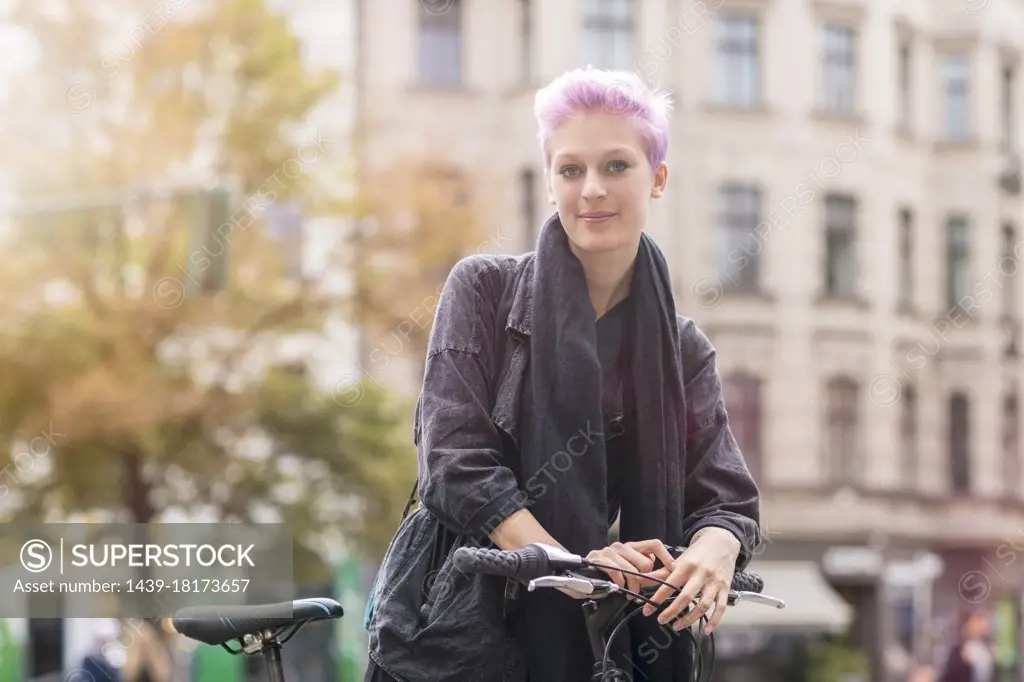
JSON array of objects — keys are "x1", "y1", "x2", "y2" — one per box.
[{"x1": 718, "y1": 561, "x2": 853, "y2": 633}]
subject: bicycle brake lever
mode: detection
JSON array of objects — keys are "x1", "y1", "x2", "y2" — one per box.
[
  {"x1": 728, "y1": 591, "x2": 786, "y2": 609},
  {"x1": 527, "y1": 576, "x2": 597, "y2": 594}
]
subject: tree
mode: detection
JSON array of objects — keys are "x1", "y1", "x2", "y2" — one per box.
[
  {"x1": 0, "y1": 0, "x2": 416, "y2": 573},
  {"x1": 348, "y1": 160, "x2": 516, "y2": 386}
]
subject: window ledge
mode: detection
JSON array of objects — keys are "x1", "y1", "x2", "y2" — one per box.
[
  {"x1": 933, "y1": 139, "x2": 980, "y2": 153},
  {"x1": 504, "y1": 81, "x2": 538, "y2": 98},
  {"x1": 896, "y1": 301, "x2": 919, "y2": 318},
  {"x1": 816, "y1": 293, "x2": 871, "y2": 310},
  {"x1": 406, "y1": 83, "x2": 477, "y2": 96},
  {"x1": 721, "y1": 288, "x2": 776, "y2": 303},
  {"x1": 704, "y1": 102, "x2": 773, "y2": 117},
  {"x1": 694, "y1": 284, "x2": 774, "y2": 307},
  {"x1": 811, "y1": 109, "x2": 865, "y2": 126},
  {"x1": 895, "y1": 125, "x2": 915, "y2": 144},
  {"x1": 936, "y1": 304, "x2": 981, "y2": 326}
]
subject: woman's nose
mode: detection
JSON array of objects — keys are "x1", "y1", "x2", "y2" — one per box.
[{"x1": 581, "y1": 173, "x2": 607, "y2": 199}]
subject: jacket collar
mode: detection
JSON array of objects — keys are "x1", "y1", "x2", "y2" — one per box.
[{"x1": 505, "y1": 252, "x2": 535, "y2": 339}]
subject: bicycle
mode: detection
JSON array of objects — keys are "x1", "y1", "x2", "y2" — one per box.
[
  {"x1": 169, "y1": 597, "x2": 344, "y2": 682},
  {"x1": 452, "y1": 542, "x2": 786, "y2": 682}
]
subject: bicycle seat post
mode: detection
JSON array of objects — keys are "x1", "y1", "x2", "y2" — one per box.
[
  {"x1": 264, "y1": 640, "x2": 285, "y2": 682},
  {"x1": 241, "y1": 629, "x2": 286, "y2": 682}
]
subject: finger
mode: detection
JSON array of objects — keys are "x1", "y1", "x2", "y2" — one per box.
[
  {"x1": 608, "y1": 555, "x2": 639, "y2": 594},
  {"x1": 609, "y1": 543, "x2": 650, "y2": 595},
  {"x1": 640, "y1": 565, "x2": 673, "y2": 588},
  {"x1": 627, "y1": 539, "x2": 675, "y2": 571},
  {"x1": 643, "y1": 563, "x2": 689, "y2": 616},
  {"x1": 612, "y1": 542, "x2": 655, "y2": 574},
  {"x1": 675, "y1": 581, "x2": 718, "y2": 631},
  {"x1": 657, "y1": 571, "x2": 705, "y2": 626},
  {"x1": 590, "y1": 550, "x2": 627, "y2": 589},
  {"x1": 704, "y1": 586, "x2": 730, "y2": 634}
]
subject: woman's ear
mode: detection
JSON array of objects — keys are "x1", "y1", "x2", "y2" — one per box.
[{"x1": 651, "y1": 162, "x2": 669, "y2": 199}]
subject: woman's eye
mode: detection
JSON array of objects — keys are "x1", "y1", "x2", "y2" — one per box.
[
  {"x1": 559, "y1": 166, "x2": 582, "y2": 178},
  {"x1": 608, "y1": 160, "x2": 630, "y2": 173}
]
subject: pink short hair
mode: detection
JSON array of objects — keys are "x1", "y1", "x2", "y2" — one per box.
[{"x1": 533, "y1": 67, "x2": 674, "y2": 169}]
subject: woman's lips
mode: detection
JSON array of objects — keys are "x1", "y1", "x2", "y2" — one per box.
[{"x1": 580, "y1": 212, "x2": 616, "y2": 223}]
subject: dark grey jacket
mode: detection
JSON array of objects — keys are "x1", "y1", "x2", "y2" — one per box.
[{"x1": 366, "y1": 252, "x2": 761, "y2": 682}]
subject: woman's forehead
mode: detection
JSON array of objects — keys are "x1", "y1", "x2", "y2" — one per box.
[{"x1": 548, "y1": 115, "x2": 646, "y2": 159}]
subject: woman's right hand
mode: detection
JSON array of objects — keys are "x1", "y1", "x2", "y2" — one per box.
[{"x1": 572, "y1": 540, "x2": 676, "y2": 598}]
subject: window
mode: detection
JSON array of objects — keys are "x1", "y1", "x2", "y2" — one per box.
[
  {"x1": 265, "y1": 202, "x2": 303, "y2": 279},
  {"x1": 581, "y1": 0, "x2": 635, "y2": 70},
  {"x1": 417, "y1": 0, "x2": 462, "y2": 87},
  {"x1": 1003, "y1": 224, "x2": 1017, "y2": 319},
  {"x1": 1003, "y1": 392, "x2": 1019, "y2": 496},
  {"x1": 1002, "y1": 63, "x2": 1016, "y2": 149},
  {"x1": 949, "y1": 392, "x2": 971, "y2": 494},
  {"x1": 942, "y1": 53, "x2": 970, "y2": 142},
  {"x1": 825, "y1": 378, "x2": 860, "y2": 485},
  {"x1": 898, "y1": 208, "x2": 913, "y2": 309},
  {"x1": 520, "y1": 0, "x2": 533, "y2": 84},
  {"x1": 946, "y1": 216, "x2": 970, "y2": 309},
  {"x1": 898, "y1": 41, "x2": 912, "y2": 129},
  {"x1": 723, "y1": 373, "x2": 763, "y2": 482},
  {"x1": 716, "y1": 184, "x2": 761, "y2": 292},
  {"x1": 714, "y1": 15, "x2": 760, "y2": 107},
  {"x1": 900, "y1": 385, "x2": 918, "y2": 487},
  {"x1": 822, "y1": 24, "x2": 856, "y2": 114},
  {"x1": 824, "y1": 194, "x2": 857, "y2": 297},
  {"x1": 520, "y1": 168, "x2": 537, "y2": 250}
]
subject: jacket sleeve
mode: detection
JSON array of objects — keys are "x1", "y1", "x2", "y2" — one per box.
[
  {"x1": 414, "y1": 256, "x2": 527, "y2": 539},
  {"x1": 677, "y1": 315, "x2": 763, "y2": 570}
]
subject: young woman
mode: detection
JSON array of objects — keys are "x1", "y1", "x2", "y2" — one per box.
[{"x1": 364, "y1": 67, "x2": 761, "y2": 682}]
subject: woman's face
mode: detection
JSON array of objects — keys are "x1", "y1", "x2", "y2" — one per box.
[
  {"x1": 546, "y1": 113, "x2": 668, "y2": 257},
  {"x1": 965, "y1": 612, "x2": 991, "y2": 638}
]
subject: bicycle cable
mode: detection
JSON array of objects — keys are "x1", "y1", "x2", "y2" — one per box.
[
  {"x1": 584, "y1": 561, "x2": 718, "y2": 682},
  {"x1": 598, "y1": 592, "x2": 713, "y2": 682}
]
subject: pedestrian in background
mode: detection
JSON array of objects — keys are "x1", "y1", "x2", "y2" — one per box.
[
  {"x1": 937, "y1": 609, "x2": 995, "y2": 682},
  {"x1": 121, "y1": 618, "x2": 173, "y2": 682}
]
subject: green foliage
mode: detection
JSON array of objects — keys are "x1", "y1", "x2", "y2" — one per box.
[{"x1": 805, "y1": 636, "x2": 870, "y2": 682}]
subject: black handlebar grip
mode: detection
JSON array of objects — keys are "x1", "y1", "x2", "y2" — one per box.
[
  {"x1": 732, "y1": 571, "x2": 763, "y2": 593},
  {"x1": 452, "y1": 545, "x2": 551, "y2": 581}
]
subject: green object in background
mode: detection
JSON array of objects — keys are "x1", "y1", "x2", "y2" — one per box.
[
  {"x1": 995, "y1": 599, "x2": 1018, "y2": 666},
  {"x1": 336, "y1": 555, "x2": 369, "y2": 681},
  {"x1": 192, "y1": 641, "x2": 242, "y2": 682},
  {"x1": 0, "y1": 620, "x2": 23, "y2": 682}
]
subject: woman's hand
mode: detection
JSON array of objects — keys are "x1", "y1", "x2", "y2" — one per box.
[
  {"x1": 582, "y1": 540, "x2": 677, "y2": 597},
  {"x1": 642, "y1": 527, "x2": 741, "y2": 634}
]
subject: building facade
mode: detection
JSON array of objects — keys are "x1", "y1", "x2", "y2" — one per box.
[{"x1": 355, "y1": 0, "x2": 1024, "y2": 679}]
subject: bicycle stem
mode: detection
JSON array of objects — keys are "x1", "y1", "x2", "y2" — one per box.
[{"x1": 582, "y1": 593, "x2": 631, "y2": 678}]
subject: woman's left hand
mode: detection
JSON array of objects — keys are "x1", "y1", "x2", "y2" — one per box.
[{"x1": 642, "y1": 527, "x2": 741, "y2": 634}]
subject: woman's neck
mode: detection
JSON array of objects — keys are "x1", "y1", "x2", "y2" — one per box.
[{"x1": 571, "y1": 243, "x2": 637, "y2": 318}]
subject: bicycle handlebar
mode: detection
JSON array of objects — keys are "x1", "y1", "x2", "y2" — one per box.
[
  {"x1": 452, "y1": 542, "x2": 770, "y2": 596},
  {"x1": 452, "y1": 542, "x2": 785, "y2": 682}
]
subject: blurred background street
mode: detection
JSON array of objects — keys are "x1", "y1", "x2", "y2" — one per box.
[{"x1": 0, "y1": 0, "x2": 1022, "y2": 680}]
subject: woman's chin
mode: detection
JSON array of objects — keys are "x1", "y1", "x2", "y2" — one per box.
[{"x1": 568, "y1": 234, "x2": 633, "y2": 255}]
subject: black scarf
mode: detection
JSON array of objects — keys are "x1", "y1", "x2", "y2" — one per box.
[{"x1": 515, "y1": 214, "x2": 695, "y2": 681}]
